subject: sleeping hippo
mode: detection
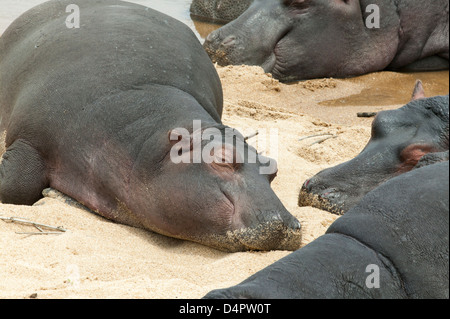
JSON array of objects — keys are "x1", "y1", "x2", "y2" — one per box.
[
  {"x1": 190, "y1": 0, "x2": 253, "y2": 23},
  {"x1": 0, "y1": 0, "x2": 302, "y2": 252},
  {"x1": 299, "y1": 81, "x2": 449, "y2": 215},
  {"x1": 203, "y1": 0, "x2": 449, "y2": 82},
  {"x1": 205, "y1": 161, "x2": 449, "y2": 299}
]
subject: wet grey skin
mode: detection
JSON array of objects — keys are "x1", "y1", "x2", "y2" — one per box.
[
  {"x1": 299, "y1": 82, "x2": 449, "y2": 215},
  {"x1": 203, "y1": 0, "x2": 449, "y2": 82},
  {"x1": 204, "y1": 162, "x2": 449, "y2": 299},
  {"x1": 0, "y1": 0, "x2": 301, "y2": 252}
]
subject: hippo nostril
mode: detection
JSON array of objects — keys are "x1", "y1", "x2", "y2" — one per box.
[
  {"x1": 205, "y1": 32, "x2": 216, "y2": 43},
  {"x1": 303, "y1": 177, "x2": 316, "y2": 192},
  {"x1": 303, "y1": 179, "x2": 311, "y2": 189},
  {"x1": 291, "y1": 219, "x2": 302, "y2": 231},
  {"x1": 220, "y1": 35, "x2": 236, "y2": 47},
  {"x1": 319, "y1": 188, "x2": 339, "y2": 200}
]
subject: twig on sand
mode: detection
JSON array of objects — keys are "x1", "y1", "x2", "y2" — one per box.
[
  {"x1": 298, "y1": 133, "x2": 338, "y2": 145},
  {"x1": 0, "y1": 215, "x2": 67, "y2": 234},
  {"x1": 15, "y1": 232, "x2": 65, "y2": 236},
  {"x1": 310, "y1": 135, "x2": 338, "y2": 146},
  {"x1": 298, "y1": 133, "x2": 333, "y2": 142},
  {"x1": 244, "y1": 130, "x2": 259, "y2": 141}
]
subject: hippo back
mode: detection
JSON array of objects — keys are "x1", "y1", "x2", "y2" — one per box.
[
  {"x1": 204, "y1": 162, "x2": 449, "y2": 298},
  {"x1": 0, "y1": 0, "x2": 223, "y2": 138},
  {"x1": 328, "y1": 161, "x2": 449, "y2": 298}
]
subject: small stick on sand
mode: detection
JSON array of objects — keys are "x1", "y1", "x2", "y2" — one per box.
[
  {"x1": 0, "y1": 216, "x2": 67, "y2": 233},
  {"x1": 15, "y1": 232, "x2": 65, "y2": 236},
  {"x1": 310, "y1": 135, "x2": 338, "y2": 146},
  {"x1": 298, "y1": 133, "x2": 333, "y2": 142},
  {"x1": 244, "y1": 130, "x2": 259, "y2": 141}
]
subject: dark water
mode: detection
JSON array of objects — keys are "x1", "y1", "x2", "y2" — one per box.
[{"x1": 320, "y1": 70, "x2": 449, "y2": 107}]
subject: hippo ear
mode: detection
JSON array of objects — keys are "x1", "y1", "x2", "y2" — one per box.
[{"x1": 411, "y1": 80, "x2": 426, "y2": 101}]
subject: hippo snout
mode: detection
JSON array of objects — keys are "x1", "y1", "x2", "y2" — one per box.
[
  {"x1": 205, "y1": 30, "x2": 219, "y2": 44},
  {"x1": 302, "y1": 177, "x2": 314, "y2": 192},
  {"x1": 204, "y1": 31, "x2": 237, "y2": 66},
  {"x1": 299, "y1": 177, "x2": 346, "y2": 215},
  {"x1": 303, "y1": 178, "x2": 340, "y2": 200},
  {"x1": 234, "y1": 209, "x2": 302, "y2": 252},
  {"x1": 219, "y1": 35, "x2": 236, "y2": 47}
]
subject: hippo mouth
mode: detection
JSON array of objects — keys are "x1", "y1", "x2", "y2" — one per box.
[
  {"x1": 298, "y1": 185, "x2": 347, "y2": 215},
  {"x1": 232, "y1": 216, "x2": 302, "y2": 251},
  {"x1": 193, "y1": 210, "x2": 302, "y2": 252},
  {"x1": 221, "y1": 189, "x2": 236, "y2": 219},
  {"x1": 263, "y1": 27, "x2": 294, "y2": 79}
]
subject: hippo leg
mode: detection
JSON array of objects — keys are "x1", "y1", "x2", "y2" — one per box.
[{"x1": 0, "y1": 140, "x2": 48, "y2": 205}]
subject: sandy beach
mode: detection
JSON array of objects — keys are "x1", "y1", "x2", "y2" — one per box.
[{"x1": 0, "y1": 0, "x2": 448, "y2": 299}]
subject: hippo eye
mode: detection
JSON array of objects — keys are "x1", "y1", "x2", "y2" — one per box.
[
  {"x1": 210, "y1": 145, "x2": 243, "y2": 172},
  {"x1": 213, "y1": 160, "x2": 242, "y2": 171},
  {"x1": 371, "y1": 113, "x2": 393, "y2": 138}
]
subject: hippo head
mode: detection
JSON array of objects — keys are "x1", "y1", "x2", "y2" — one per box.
[
  {"x1": 298, "y1": 82, "x2": 450, "y2": 214},
  {"x1": 130, "y1": 123, "x2": 301, "y2": 252},
  {"x1": 203, "y1": 0, "x2": 400, "y2": 82}
]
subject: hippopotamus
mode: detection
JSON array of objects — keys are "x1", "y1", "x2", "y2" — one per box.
[
  {"x1": 203, "y1": 0, "x2": 449, "y2": 82},
  {"x1": 205, "y1": 161, "x2": 449, "y2": 299},
  {"x1": 0, "y1": 0, "x2": 302, "y2": 252},
  {"x1": 299, "y1": 81, "x2": 449, "y2": 215},
  {"x1": 190, "y1": 0, "x2": 253, "y2": 23}
]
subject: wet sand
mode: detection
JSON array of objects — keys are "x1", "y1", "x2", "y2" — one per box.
[{"x1": 0, "y1": 0, "x2": 449, "y2": 299}]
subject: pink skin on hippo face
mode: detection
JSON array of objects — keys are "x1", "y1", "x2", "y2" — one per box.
[
  {"x1": 204, "y1": 0, "x2": 449, "y2": 82},
  {"x1": 299, "y1": 82, "x2": 450, "y2": 215}
]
